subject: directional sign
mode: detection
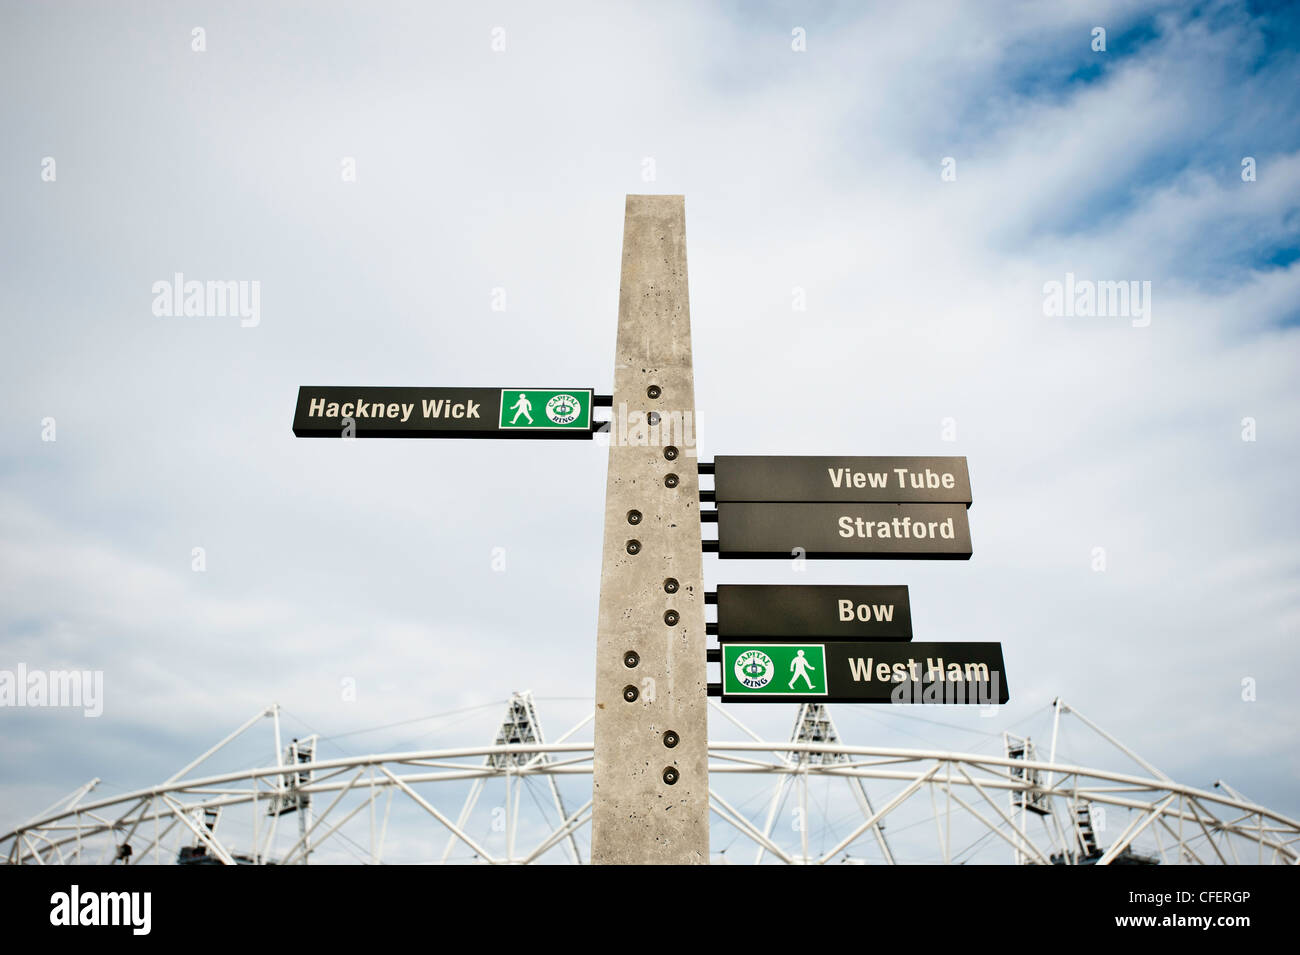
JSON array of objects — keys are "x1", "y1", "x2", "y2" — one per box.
[
  {"x1": 713, "y1": 456, "x2": 971, "y2": 505},
  {"x1": 716, "y1": 503, "x2": 972, "y2": 559},
  {"x1": 719, "y1": 641, "x2": 1008, "y2": 704},
  {"x1": 498, "y1": 389, "x2": 590, "y2": 431},
  {"x1": 292, "y1": 387, "x2": 593, "y2": 439},
  {"x1": 724, "y1": 644, "x2": 828, "y2": 697},
  {"x1": 716, "y1": 585, "x2": 912, "y2": 640}
]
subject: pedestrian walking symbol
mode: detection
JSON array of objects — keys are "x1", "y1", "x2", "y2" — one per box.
[
  {"x1": 498, "y1": 389, "x2": 592, "y2": 431},
  {"x1": 721, "y1": 644, "x2": 827, "y2": 697},
  {"x1": 508, "y1": 393, "x2": 534, "y2": 424},
  {"x1": 789, "y1": 649, "x2": 817, "y2": 690}
]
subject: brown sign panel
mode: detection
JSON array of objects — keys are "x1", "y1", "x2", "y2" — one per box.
[
  {"x1": 716, "y1": 503, "x2": 972, "y2": 559},
  {"x1": 718, "y1": 641, "x2": 1008, "y2": 704},
  {"x1": 713, "y1": 456, "x2": 971, "y2": 505},
  {"x1": 291, "y1": 386, "x2": 594, "y2": 439},
  {"x1": 715, "y1": 585, "x2": 912, "y2": 640}
]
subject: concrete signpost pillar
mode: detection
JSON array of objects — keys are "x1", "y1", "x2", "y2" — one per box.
[{"x1": 591, "y1": 195, "x2": 710, "y2": 864}]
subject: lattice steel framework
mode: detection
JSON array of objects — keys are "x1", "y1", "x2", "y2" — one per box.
[{"x1": 4, "y1": 699, "x2": 1296, "y2": 865}]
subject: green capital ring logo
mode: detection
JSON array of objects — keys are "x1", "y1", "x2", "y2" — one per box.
[
  {"x1": 734, "y1": 649, "x2": 775, "y2": 689},
  {"x1": 545, "y1": 393, "x2": 582, "y2": 425}
]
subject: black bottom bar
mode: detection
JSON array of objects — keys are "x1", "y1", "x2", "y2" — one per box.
[{"x1": 0, "y1": 862, "x2": 1281, "y2": 931}]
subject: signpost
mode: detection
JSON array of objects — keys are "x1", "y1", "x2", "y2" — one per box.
[
  {"x1": 289, "y1": 194, "x2": 1010, "y2": 865},
  {"x1": 292, "y1": 386, "x2": 594, "y2": 439},
  {"x1": 715, "y1": 584, "x2": 912, "y2": 640},
  {"x1": 718, "y1": 641, "x2": 1008, "y2": 704},
  {"x1": 713, "y1": 456, "x2": 972, "y2": 504},
  {"x1": 715, "y1": 502, "x2": 973, "y2": 559},
  {"x1": 590, "y1": 196, "x2": 709, "y2": 864}
]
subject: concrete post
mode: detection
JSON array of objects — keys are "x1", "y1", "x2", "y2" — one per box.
[{"x1": 591, "y1": 195, "x2": 709, "y2": 864}]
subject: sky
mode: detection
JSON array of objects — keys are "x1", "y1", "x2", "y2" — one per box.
[{"x1": 1, "y1": 0, "x2": 1298, "y2": 863}]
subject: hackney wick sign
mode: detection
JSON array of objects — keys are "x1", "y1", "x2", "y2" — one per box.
[{"x1": 292, "y1": 387, "x2": 594, "y2": 439}]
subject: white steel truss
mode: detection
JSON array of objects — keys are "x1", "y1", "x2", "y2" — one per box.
[
  {"x1": 3, "y1": 699, "x2": 1297, "y2": 865},
  {"x1": 747, "y1": 703, "x2": 895, "y2": 864},
  {"x1": 438, "y1": 691, "x2": 581, "y2": 864}
]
